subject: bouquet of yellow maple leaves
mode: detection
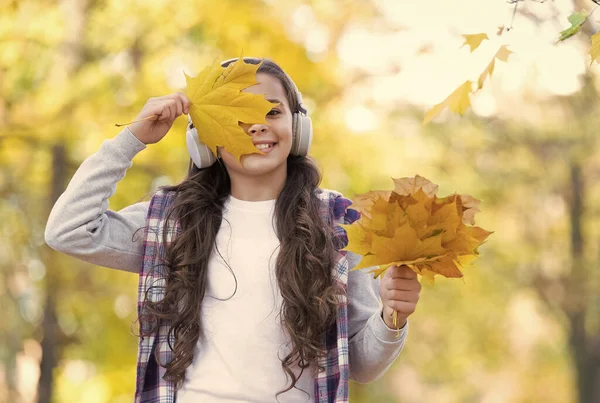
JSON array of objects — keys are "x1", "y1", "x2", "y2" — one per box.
[{"x1": 342, "y1": 175, "x2": 492, "y2": 286}]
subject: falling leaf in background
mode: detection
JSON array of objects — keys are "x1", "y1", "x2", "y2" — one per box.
[
  {"x1": 185, "y1": 56, "x2": 276, "y2": 162},
  {"x1": 342, "y1": 175, "x2": 492, "y2": 284},
  {"x1": 496, "y1": 25, "x2": 505, "y2": 36},
  {"x1": 423, "y1": 80, "x2": 473, "y2": 124},
  {"x1": 558, "y1": 11, "x2": 588, "y2": 42},
  {"x1": 462, "y1": 33, "x2": 489, "y2": 52},
  {"x1": 478, "y1": 45, "x2": 513, "y2": 90},
  {"x1": 425, "y1": 42, "x2": 513, "y2": 123},
  {"x1": 590, "y1": 31, "x2": 600, "y2": 64}
]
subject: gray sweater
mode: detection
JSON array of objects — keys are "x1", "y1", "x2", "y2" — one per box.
[{"x1": 44, "y1": 127, "x2": 408, "y2": 383}]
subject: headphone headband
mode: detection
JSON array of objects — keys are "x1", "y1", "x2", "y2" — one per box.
[{"x1": 220, "y1": 57, "x2": 308, "y2": 116}]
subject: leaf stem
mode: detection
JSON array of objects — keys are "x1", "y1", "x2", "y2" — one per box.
[
  {"x1": 115, "y1": 114, "x2": 157, "y2": 127},
  {"x1": 392, "y1": 310, "x2": 402, "y2": 338}
]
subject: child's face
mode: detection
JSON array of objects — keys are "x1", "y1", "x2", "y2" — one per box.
[{"x1": 219, "y1": 72, "x2": 294, "y2": 177}]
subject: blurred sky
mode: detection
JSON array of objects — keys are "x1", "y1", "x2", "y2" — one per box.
[
  {"x1": 313, "y1": 0, "x2": 596, "y2": 130},
  {"x1": 159, "y1": 1, "x2": 599, "y2": 131}
]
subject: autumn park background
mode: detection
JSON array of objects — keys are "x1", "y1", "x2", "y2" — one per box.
[{"x1": 2, "y1": 0, "x2": 600, "y2": 402}]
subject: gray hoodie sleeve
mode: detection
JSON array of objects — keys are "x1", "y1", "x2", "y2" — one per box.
[
  {"x1": 346, "y1": 250, "x2": 408, "y2": 383},
  {"x1": 44, "y1": 127, "x2": 149, "y2": 273}
]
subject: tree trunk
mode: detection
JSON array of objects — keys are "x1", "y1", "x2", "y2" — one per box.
[
  {"x1": 37, "y1": 144, "x2": 67, "y2": 403},
  {"x1": 36, "y1": 0, "x2": 88, "y2": 400},
  {"x1": 565, "y1": 162, "x2": 600, "y2": 403}
]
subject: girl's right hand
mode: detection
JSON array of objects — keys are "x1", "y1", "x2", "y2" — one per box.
[{"x1": 128, "y1": 92, "x2": 191, "y2": 145}]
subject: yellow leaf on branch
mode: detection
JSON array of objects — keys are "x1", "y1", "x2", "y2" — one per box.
[
  {"x1": 590, "y1": 31, "x2": 600, "y2": 65},
  {"x1": 477, "y1": 45, "x2": 512, "y2": 90},
  {"x1": 423, "y1": 81, "x2": 473, "y2": 124},
  {"x1": 185, "y1": 57, "x2": 276, "y2": 162},
  {"x1": 462, "y1": 33, "x2": 489, "y2": 52},
  {"x1": 424, "y1": 44, "x2": 513, "y2": 123},
  {"x1": 494, "y1": 45, "x2": 513, "y2": 62},
  {"x1": 478, "y1": 59, "x2": 496, "y2": 90}
]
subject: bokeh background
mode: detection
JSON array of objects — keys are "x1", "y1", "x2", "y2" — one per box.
[{"x1": 2, "y1": 0, "x2": 600, "y2": 402}]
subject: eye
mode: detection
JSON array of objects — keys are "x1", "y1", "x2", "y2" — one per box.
[{"x1": 267, "y1": 109, "x2": 280, "y2": 116}]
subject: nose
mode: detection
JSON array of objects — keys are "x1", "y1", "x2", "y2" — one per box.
[{"x1": 246, "y1": 123, "x2": 268, "y2": 135}]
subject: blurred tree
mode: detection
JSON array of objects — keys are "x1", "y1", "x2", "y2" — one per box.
[
  {"x1": 0, "y1": 0, "x2": 381, "y2": 402},
  {"x1": 3, "y1": 0, "x2": 598, "y2": 402}
]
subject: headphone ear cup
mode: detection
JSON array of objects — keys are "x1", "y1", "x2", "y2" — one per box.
[
  {"x1": 291, "y1": 113, "x2": 313, "y2": 156},
  {"x1": 186, "y1": 123, "x2": 217, "y2": 169}
]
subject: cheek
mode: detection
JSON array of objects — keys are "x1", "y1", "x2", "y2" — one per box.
[
  {"x1": 218, "y1": 147, "x2": 241, "y2": 167},
  {"x1": 276, "y1": 118, "x2": 294, "y2": 143}
]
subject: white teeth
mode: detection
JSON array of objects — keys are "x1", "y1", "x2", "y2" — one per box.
[{"x1": 256, "y1": 143, "x2": 274, "y2": 150}]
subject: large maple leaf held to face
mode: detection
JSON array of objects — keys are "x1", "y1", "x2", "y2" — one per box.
[
  {"x1": 185, "y1": 57, "x2": 276, "y2": 162},
  {"x1": 343, "y1": 175, "x2": 493, "y2": 285}
]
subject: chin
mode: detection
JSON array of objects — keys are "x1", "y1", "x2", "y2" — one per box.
[
  {"x1": 239, "y1": 158, "x2": 286, "y2": 176},
  {"x1": 220, "y1": 144, "x2": 292, "y2": 177}
]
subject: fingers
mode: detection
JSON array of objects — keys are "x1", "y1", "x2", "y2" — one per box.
[
  {"x1": 385, "y1": 289, "x2": 420, "y2": 303},
  {"x1": 157, "y1": 100, "x2": 174, "y2": 121},
  {"x1": 151, "y1": 92, "x2": 191, "y2": 121},
  {"x1": 386, "y1": 277, "x2": 421, "y2": 291},
  {"x1": 174, "y1": 92, "x2": 191, "y2": 115},
  {"x1": 171, "y1": 94, "x2": 183, "y2": 116},
  {"x1": 388, "y1": 265, "x2": 417, "y2": 280},
  {"x1": 163, "y1": 92, "x2": 190, "y2": 115},
  {"x1": 387, "y1": 300, "x2": 418, "y2": 316},
  {"x1": 381, "y1": 265, "x2": 421, "y2": 323}
]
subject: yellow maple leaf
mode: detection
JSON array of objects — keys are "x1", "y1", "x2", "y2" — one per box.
[
  {"x1": 443, "y1": 225, "x2": 480, "y2": 255},
  {"x1": 494, "y1": 45, "x2": 513, "y2": 62},
  {"x1": 393, "y1": 175, "x2": 439, "y2": 197},
  {"x1": 342, "y1": 176, "x2": 491, "y2": 284},
  {"x1": 366, "y1": 196, "x2": 398, "y2": 233},
  {"x1": 351, "y1": 191, "x2": 391, "y2": 217},
  {"x1": 426, "y1": 255, "x2": 465, "y2": 278},
  {"x1": 468, "y1": 226, "x2": 494, "y2": 244},
  {"x1": 478, "y1": 59, "x2": 496, "y2": 90},
  {"x1": 458, "y1": 194, "x2": 481, "y2": 225},
  {"x1": 428, "y1": 200, "x2": 461, "y2": 243},
  {"x1": 590, "y1": 31, "x2": 600, "y2": 65},
  {"x1": 423, "y1": 81, "x2": 473, "y2": 124},
  {"x1": 340, "y1": 222, "x2": 373, "y2": 256},
  {"x1": 477, "y1": 45, "x2": 512, "y2": 90},
  {"x1": 354, "y1": 225, "x2": 446, "y2": 271},
  {"x1": 184, "y1": 57, "x2": 276, "y2": 162},
  {"x1": 404, "y1": 190, "x2": 430, "y2": 230},
  {"x1": 462, "y1": 33, "x2": 489, "y2": 53}
]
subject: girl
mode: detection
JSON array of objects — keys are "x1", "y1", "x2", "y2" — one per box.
[{"x1": 45, "y1": 58, "x2": 421, "y2": 403}]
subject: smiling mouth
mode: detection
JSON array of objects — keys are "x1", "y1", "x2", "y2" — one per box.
[{"x1": 255, "y1": 142, "x2": 277, "y2": 152}]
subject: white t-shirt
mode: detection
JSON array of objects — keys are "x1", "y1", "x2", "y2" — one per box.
[{"x1": 177, "y1": 195, "x2": 315, "y2": 403}]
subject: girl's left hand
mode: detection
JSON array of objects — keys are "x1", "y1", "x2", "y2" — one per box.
[{"x1": 379, "y1": 265, "x2": 421, "y2": 329}]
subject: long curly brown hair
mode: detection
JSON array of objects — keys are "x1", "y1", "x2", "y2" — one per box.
[{"x1": 138, "y1": 59, "x2": 341, "y2": 396}]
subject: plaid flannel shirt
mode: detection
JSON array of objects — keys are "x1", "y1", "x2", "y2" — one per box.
[{"x1": 134, "y1": 188, "x2": 361, "y2": 403}]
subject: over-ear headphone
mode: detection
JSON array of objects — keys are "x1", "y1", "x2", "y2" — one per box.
[{"x1": 185, "y1": 57, "x2": 313, "y2": 169}]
